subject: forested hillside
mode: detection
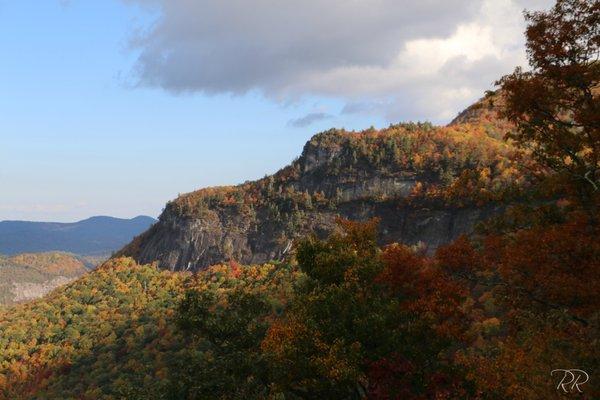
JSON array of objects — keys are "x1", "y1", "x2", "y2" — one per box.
[
  {"x1": 0, "y1": 0, "x2": 598, "y2": 398},
  {"x1": 0, "y1": 252, "x2": 89, "y2": 306},
  {"x1": 0, "y1": 257, "x2": 301, "y2": 399},
  {"x1": 120, "y1": 93, "x2": 534, "y2": 271},
  {"x1": 1, "y1": 210, "x2": 597, "y2": 398}
]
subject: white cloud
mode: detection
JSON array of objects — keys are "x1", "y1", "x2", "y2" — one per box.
[{"x1": 123, "y1": 0, "x2": 554, "y2": 123}]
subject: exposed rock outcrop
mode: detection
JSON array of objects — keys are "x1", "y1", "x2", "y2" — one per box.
[
  {"x1": 11, "y1": 276, "x2": 75, "y2": 303},
  {"x1": 119, "y1": 95, "x2": 521, "y2": 271},
  {"x1": 127, "y1": 200, "x2": 502, "y2": 272}
]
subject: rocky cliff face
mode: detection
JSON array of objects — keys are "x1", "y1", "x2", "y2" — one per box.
[
  {"x1": 127, "y1": 200, "x2": 502, "y2": 272},
  {"x1": 119, "y1": 95, "x2": 523, "y2": 271}
]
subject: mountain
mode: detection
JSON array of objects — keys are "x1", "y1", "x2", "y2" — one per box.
[
  {"x1": 0, "y1": 257, "x2": 297, "y2": 398},
  {"x1": 119, "y1": 94, "x2": 527, "y2": 271},
  {"x1": 0, "y1": 94, "x2": 594, "y2": 400},
  {"x1": 0, "y1": 215, "x2": 156, "y2": 256},
  {"x1": 0, "y1": 252, "x2": 89, "y2": 306}
]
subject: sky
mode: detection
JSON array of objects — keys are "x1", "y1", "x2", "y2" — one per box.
[{"x1": 0, "y1": 0, "x2": 552, "y2": 222}]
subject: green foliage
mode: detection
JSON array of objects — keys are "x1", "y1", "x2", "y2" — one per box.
[
  {"x1": 168, "y1": 290, "x2": 270, "y2": 399},
  {"x1": 0, "y1": 259, "x2": 303, "y2": 400},
  {"x1": 165, "y1": 262, "x2": 301, "y2": 400},
  {"x1": 3, "y1": 3, "x2": 598, "y2": 395},
  {"x1": 295, "y1": 218, "x2": 380, "y2": 285},
  {"x1": 263, "y1": 220, "x2": 473, "y2": 399},
  {"x1": 0, "y1": 258, "x2": 185, "y2": 399},
  {"x1": 0, "y1": 209, "x2": 597, "y2": 399}
]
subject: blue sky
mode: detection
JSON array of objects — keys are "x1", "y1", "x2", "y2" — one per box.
[{"x1": 0, "y1": 0, "x2": 549, "y2": 221}]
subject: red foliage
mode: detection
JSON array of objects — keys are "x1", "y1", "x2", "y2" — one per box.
[
  {"x1": 435, "y1": 235, "x2": 479, "y2": 275},
  {"x1": 228, "y1": 260, "x2": 242, "y2": 278},
  {"x1": 490, "y1": 214, "x2": 600, "y2": 322},
  {"x1": 368, "y1": 354, "x2": 471, "y2": 400},
  {"x1": 379, "y1": 244, "x2": 469, "y2": 340},
  {"x1": 367, "y1": 355, "x2": 420, "y2": 400}
]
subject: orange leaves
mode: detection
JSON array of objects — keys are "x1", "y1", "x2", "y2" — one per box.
[
  {"x1": 0, "y1": 259, "x2": 189, "y2": 399},
  {"x1": 6, "y1": 253, "x2": 87, "y2": 276},
  {"x1": 261, "y1": 318, "x2": 305, "y2": 360},
  {"x1": 168, "y1": 110, "x2": 528, "y2": 221},
  {"x1": 228, "y1": 260, "x2": 242, "y2": 278},
  {"x1": 457, "y1": 317, "x2": 597, "y2": 399},
  {"x1": 335, "y1": 217, "x2": 380, "y2": 251}
]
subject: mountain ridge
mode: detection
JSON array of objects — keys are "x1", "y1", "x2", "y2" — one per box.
[
  {"x1": 119, "y1": 94, "x2": 530, "y2": 271},
  {"x1": 0, "y1": 215, "x2": 156, "y2": 256}
]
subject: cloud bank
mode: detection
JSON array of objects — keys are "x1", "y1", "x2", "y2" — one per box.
[{"x1": 124, "y1": 0, "x2": 554, "y2": 123}]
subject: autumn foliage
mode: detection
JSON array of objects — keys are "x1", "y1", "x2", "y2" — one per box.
[
  {"x1": 499, "y1": 0, "x2": 600, "y2": 201},
  {"x1": 0, "y1": 1, "x2": 598, "y2": 398}
]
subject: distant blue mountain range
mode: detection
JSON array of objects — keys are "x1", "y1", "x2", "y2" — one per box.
[{"x1": 0, "y1": 216, "x2": 156, "y2": 255}]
